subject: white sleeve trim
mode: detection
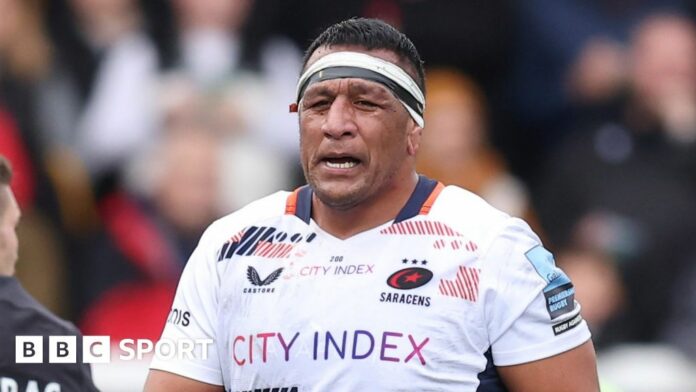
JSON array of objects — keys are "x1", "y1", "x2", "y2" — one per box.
[{"x1": 492, "y1": 320, "x2": 592, "y2": 366}]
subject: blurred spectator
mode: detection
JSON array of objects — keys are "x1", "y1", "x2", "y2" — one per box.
[
  {"x1": 629, "y1": 15, "x2": 696, "y2": 141},
  {"x1": 29, "y1": 0, "x2": 162, "y2": 319},
  {"x1": 0, "y1": 0, "x2": 75, "y2": 317},
  {"x1": 537, "y1": 12, "x2": 696, "y2": 348},
  {"x1": 142, "y1": 76, "x2": 294, "y2": 212},
  {"x1": 417, "y1": 69, "x2": 539, "y2": 229},
  {"x1": 165, "y1": 0, "x2": 304, "y2": 178},
  {"x1": 0, "y1": 0, "x2": 51, "y2": 208},
  {"x1": 555, "y1": 247, "x2": 626, "y2": 345},
  {"x1": 78, "y1": 122, "x2": 223, "y2": 341},
  {"x1": 39, "y1": 0, "x2": 159, "y2": 194},
  {"x1": 503, "y1": 0, "x2": 686, "y2": 180},
  {"x1": 169, "y1": 0, "x2": 256, "y2": 87}
]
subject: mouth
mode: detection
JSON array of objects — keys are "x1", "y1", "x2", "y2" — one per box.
[{"x1": 320, "y1": 155, "x2": 362, "y2": 170}]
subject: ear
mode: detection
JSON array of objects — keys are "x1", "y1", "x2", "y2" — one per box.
[{"x1": 406, "y1": 124, "x2": 423, "y2": 156}]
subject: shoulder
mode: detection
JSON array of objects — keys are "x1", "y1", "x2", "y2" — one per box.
[
  {"x1": 428, "y1": 184, "x2": 543, "y2": 259},
  {"x1": 0, "y1": 280, "x2": 97, "y2": 390},
  {"x1": 0, "y1": 278, "x2": 80, "y2": 337},
  {"x1": 429, "y1": 185, "x2": 511, "y2": 237}
]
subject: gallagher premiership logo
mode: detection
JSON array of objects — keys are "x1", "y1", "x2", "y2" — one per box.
[{"x1": 244, "y1": 266, "x2": 283, "y2": 294}]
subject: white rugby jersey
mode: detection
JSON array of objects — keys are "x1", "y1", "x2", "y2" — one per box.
[{"x1": 151, "y1": 176, "x2": 590, "y2": 391}]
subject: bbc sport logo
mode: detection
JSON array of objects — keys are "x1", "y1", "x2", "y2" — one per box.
[{"x1": 15, "y1": 336, "x2": 214, "y2": 363}]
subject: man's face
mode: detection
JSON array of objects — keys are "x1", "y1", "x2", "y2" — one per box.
[
  {"x1": 0, "y1": 186, "x2": 20, "y2": 276},
  {"x1": 299, "y1": 45, "x2": 421, "y2": 210},
  {"x1": 631, "y1": 17, "x2": 696, "y2": 110}
]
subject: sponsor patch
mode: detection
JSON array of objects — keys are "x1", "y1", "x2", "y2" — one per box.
[
  {"x1": 247, "y1": 266, "x2": 283, "y2": 286},
  {"x1": 166, "y1": 308, "x2": 191, "y2": 327},
  {"x1": 552, "y1": 314, "x2": 583, "y2": 336},
  {"x1": 244, "y1": 266, "x2": 283, "y2": 294},
  {"x1": 544, "y1": 283, "x2": 575, "y2": 319},
  {"x1": 231, "y1": 329, "x2": 429, "y2": 366},
  {"x1": 525, "y1": 245, "x2": 576, "y2": 318}
]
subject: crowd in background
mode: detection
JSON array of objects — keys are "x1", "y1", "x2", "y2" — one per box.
[{"x1": 2, "y1": 0, "x2": 696, "y2": 388}]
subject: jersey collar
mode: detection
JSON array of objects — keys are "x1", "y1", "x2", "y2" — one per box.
[{"x1": 286, "y1": 175, "x2": 444, "y2": 225}]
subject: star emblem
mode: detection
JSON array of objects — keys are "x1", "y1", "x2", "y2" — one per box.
[{"x1": 403, "y1": 272, "x2": 423, "y2": 283}]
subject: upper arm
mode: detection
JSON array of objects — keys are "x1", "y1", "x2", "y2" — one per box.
[
  {"x1": 480, "y1": 218, "x2": 596, "y2": 382},
  {"x1": 148, "y1": 225, "x2": 224, "y2": 384},
  {"x1": 144, "y1": 369, "x2": 224, "y2": 392},
  {"x1": 498, "y1": 340, "x2": 599, "y2": 392}
]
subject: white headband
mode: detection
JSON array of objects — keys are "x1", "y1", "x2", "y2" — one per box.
[{"x1": 295, "y1": 51, "x2": 425, "y2": 127}]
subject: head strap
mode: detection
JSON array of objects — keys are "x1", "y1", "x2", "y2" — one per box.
[{"x1": 295, "y1": 51, "x2": 425, "y2": 127}]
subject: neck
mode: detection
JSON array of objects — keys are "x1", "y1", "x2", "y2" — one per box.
[
  {"x1": 0, "y1": 261, "x2": 14, "y2": 277},
  {"x1": 312, "y1": 171, "x2": 419, "y2": 239}
]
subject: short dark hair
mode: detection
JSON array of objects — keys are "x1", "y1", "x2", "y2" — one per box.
[
  {"x1": 302, "y1": 18, "x2": 425, "y2": 94},
  {"x1": 0, "y1": 156, "x2": 12, "y2": 186}
]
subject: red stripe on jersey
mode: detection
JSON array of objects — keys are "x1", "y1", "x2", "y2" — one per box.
[
  {"x1": 419, "y1": 182, "x2": 445, "y2": 215},
  {"x1": 460, "y1": 266, "x2": 475, "y2": 300},
  {"x1": 446, "y1": 280, "x2": 458, "y2": 298},
  {"x1": 285, "y1": 188, "x2": 301, "y2": 215},
  {"x1": 439, "y1": 266, "x2": 480, "y2": 302}
]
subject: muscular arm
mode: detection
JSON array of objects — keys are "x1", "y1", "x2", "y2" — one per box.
[
  {"x1": 498, "y1": 340, "x2": 600, "y2": 392},
  {"x1": 143, "y1": 370, "x2": 224, "y2": 392}
]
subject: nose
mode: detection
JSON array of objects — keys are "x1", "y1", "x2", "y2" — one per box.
[{"x1": 321, "y1": 96, "x2": 358, "y2": 139}]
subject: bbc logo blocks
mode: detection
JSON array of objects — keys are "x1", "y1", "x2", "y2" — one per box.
[
  {"x1": 15, "y1": 336, "x2": 43, "y2": 364},
  {"x1": 14, "y1": 336, "x2": 212, "y2": 363},
  {"x1": 15, "y1": 336, "x2": 110, "y2": 364}
]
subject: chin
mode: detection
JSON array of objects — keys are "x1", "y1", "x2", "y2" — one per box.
[{"x1": 313, "y1": 184, "x2": 367, "y2": 211}]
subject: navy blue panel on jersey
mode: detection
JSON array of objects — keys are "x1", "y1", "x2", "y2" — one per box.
[
  {"x1": 300, "y1": 175, "x2": 436, "y2": 224},
  {"x1": 295, "y1": 186, "x2": 313, "y2": 224},
  {"x1": 393, "y1": 175, "x2": 438, "y2": 223},
  {"x1": 477, "y1": 348, "x2": 508, "y2": 391}
]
